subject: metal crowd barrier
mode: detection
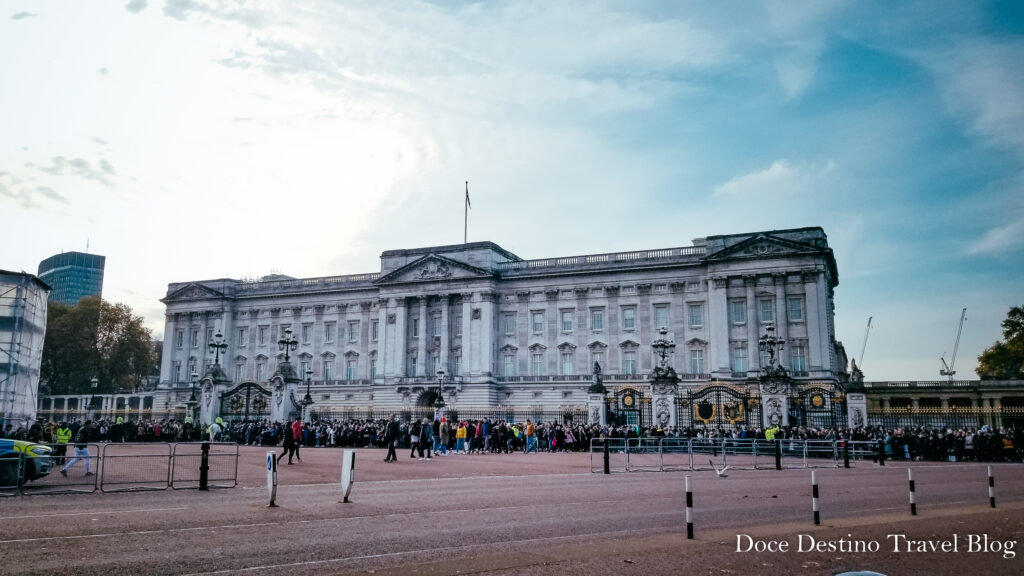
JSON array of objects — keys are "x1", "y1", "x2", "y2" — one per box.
[
  {"x1": 171, "y1": 442, "x2": 239, "y2": 489},
  {"x1": 590, "y1": 437, "x2": 856, "y2": 473},
  {"x1": 0, "y1": 452, "x2": 26, "y2": 496}
]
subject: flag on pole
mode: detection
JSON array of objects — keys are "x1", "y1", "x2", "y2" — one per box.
[{"x1": 465, "y1": 181, "x2": 471, "y2": 209}]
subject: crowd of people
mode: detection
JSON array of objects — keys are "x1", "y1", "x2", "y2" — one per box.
[{"x1": 2, "y1": 416, "x2": 1019, "y2": 463}]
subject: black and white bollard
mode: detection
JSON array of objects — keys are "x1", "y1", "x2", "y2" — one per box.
[
  {"x1": 812, "y1": 470, "x2": 820, "y2": 525},
  {"x1": 603, "y1": 440, "x2": 610, "y2": 475},
  {"x1": 266, "y1": 451, "x2": 278, "y2": 508},
  {"x1": 199, "y1": 442, "x2": 210, "y2": 491},
  {"x1": 685, "y1": 475, "x2": 694, "y2": 539},
  {"x1": 908, "y1": 468, "x2": 916, "y2": 516},
  {"x1": 340, "y1": 449, "x2": 356, "y2": 503},
  {"x1": 988, "y1": 466, "x2": 996, "y2": 508}
]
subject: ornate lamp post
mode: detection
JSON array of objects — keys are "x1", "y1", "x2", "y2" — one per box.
[
  {"x1": 303, "y1": 368, "x2": 314, "y2": 406},
  {"x1": 209, "y1": 331, "x2": 228, "y2": 366},
  {"x1": 651, "y1": 327, "x2": 676, "y2": 369},
  {"x1": 89, "y1": 376, "x2": 99, "y2": 416},
  {"x1": 649, "y1": 327, "x2": 679, "y2": 429},
  {"x1": 758, "y1": 322, "x2": 790, "y2": 428},
  {"x1": 758, "y1": 323, "x2": 786, "y2": 377},
  {"x1": 278, "y1": 328, "x2": 298, "y2": 363},
  {"x1": 434, "y1": 370, "x2": 447, "y2": 413},
  {"x1": 189, "y1": 370, "x2": 199, "y2": 403}
]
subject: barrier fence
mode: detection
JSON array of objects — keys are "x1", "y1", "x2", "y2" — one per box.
[
  {"x1": 590, "y1": 438, "x2": 880, "y2": 472},
  {"x1": 3, "y1": 442, "x2": 239, "y2": 496}
]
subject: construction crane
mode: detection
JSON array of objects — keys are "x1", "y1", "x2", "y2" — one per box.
[
  {"x1": 940, "y1": 308, "x2": 967, "y2": 380},
  {"x1": 858, "y1": 316, "x2": 873, "y2": 368}
]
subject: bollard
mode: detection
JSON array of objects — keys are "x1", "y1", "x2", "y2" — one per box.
[
  {"x1": 603, "y1": 440, "x2": 610, "y2": 475},
  {"x1": 843, "y1": 441, "x2": 850, "y2": 469},
  {"x1": 340, "y1": 450, "x2": 356, "y2": 503},
  {"x1": 199, "y1": 442, "x2": 210, "y2": 491},
  {"x1": 877, "y1": 440, "x2": 885, "y2": 466},
  {"x1": 775, "y1": 440, "x2": 782, "y2": 471},
  {"x1": 685, "y1": 475, "x2": 694, "y2": 539},
  {"x1": 812, "y1": 470, "x2": 820, "y2": 525},
  {"x1": 266, "y1": 451, "x2": 278, "y2": 507},
  {"x1": 988, "y1": 466, "x2": 995, "y2": 508},
  {"x1": 908, "y1": 468, "x2": 916, "y2": 516}
]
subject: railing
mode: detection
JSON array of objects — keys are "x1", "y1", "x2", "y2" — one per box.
[
  {"x1": 238, "y1": 273, "x2": 380, "y2": 293},
  {"x1": 497, "y1": 246, "x2": 706, "y2": 273}
]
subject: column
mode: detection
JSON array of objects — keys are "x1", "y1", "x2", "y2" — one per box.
[
  {"x1": 376, "y1": 300, "x2": 388, "y2": 381},
  {"x1": 773, "y1": 273, "x2": 789, "y2": 368},
  {"x1": 416, "y1": 297, "x2": 428, "y2": 376},
  {"x1": 707, "y1": 277, "x2": 729, "y2": 377},
  {"x1": 160, "y1": 314, "x2": 177, "y2": 382},
  {"x1": 804, "y1": 271, "x2": 826, "y2": 373},
  {"x1": 461, "y1": 293, "x2": 473, "y2": 375},
  {"x1": 479, "y1": 292, "x2": 496, "y2": 377},
  {"x1": 745, "y1": 276, "x2": 758, "y2": 374},
  {"x1": 439, "y1": 294, "x2": 450, "y2": 379}
]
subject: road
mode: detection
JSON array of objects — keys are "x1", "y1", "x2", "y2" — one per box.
[{"x1": 1, "y1": 446, "x2": 1021, "y2": 575}]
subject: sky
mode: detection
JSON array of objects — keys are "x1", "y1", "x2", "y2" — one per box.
[{"x1": 1, "y1": 1, "x2": 1022, "y2": 382}]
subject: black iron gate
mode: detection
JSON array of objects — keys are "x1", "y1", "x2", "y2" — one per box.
[
  {"x1": 219, "y1": 382, "x2": 272, "y2": 422},
  {"x1": 793, "y1": 385, "x2": 843, "y2": 428},
  {"x1": 606, "y1": 387, "x2": 650, "y2": 428},
  {"x1": 676, "y1": 383, "x2": 759, "y2": 431}
]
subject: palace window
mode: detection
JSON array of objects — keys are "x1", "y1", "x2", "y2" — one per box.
[
  {"x1": 191, "y1": 329, "x2": 198, "y2": 348},
  {"x1": 173, "y1": 361, "x2": 181, "y2": 382},
  {"x1": 759, "y1": 299, "x2": 775, "y2": 324},
  {"x1": 348, "y1": 320, "x2": 359, "y2": 342},
  {"x1": 531, "y1": 353, "x2": 544, "y2": 376},
  {"x1": 560, "y1": 351, "x2": 574, "y2": 375},
  {"x1": 235, "y1": 364, "x2": 244, "y2": 381},
  {"x1": 258, "y1": 326, "x2": 268, "y2": 346},
  {"x1": 324, "y1": 322, "x2": 335, "y2": 343},
  {"x1": 454, "y1": 313, "x2": 463, "y2": 336},
  {"x1": 175, "y1": 330, "x2": 183, "y2": 349},
  {"x1": 730, "y1": 300, "x2": 746, "y2": 325},
  {"x1": 346, "y1": 359, "x2": 357, "y2": 380},
  {"x1": 590, "y1": 308, "x2": 604, "y2": 331},
  {"x1": 371, "y1": 320, "x2": 379, "y2": 341},
  {"x1": 532, "y1": 311, "x2": 544, "y2": 333},
  {"x1": 561, "y1": 310, "x2": 573, "y2": 332},
  {"x1": 411, "y1": 318, "x2": 419, "y2": 338},
  {"x1": 452, "y1": 354, "x2": 462, "y2": 377},
  {"x1": 688, "y1": 304, "x2": 703, "y2": 328},
  {"x1": 503, "y1": 313, "x2": 516, "y2": 335},
  {"x1": 622, "y1": 351, "x2": 636, "y2": 375},
  {"x1": 654, "y1": 305, "x2": 669, "y2": 330},
  {"x1": 622, "y1": 307, "x2": 636, "y2": 330},
  {"x1": 791, "y1": 344, "x2": 807, "y2": 373},
  {"x1": 591, "y1": 351, "x2": 604, "y2": 372},
  {"x1": 237, "y1": 327, "x2": 247, "y2": 347},
  {"x1": 256, "y1": 362, "x2": 266, "y2": 381},
  {"x1": 504, "y1": 354, "x2": 515, "y2": 377},
  {"x1": 323, "y1": 360, "x2": 334, "y2": 380},
  {"x1": 732, "y1": 346, "x2": 748, "y2": 373},
  {"x1": 370, "y1": 359, "x2": 377, "y2": 380},
  {"x1": 689, "y1": 349, "x2": 704, "y2": 374},
  {"x1": 787, "y1": 297, "x2": 804, "y2": 322},
  {"x1": 302, "y1": 323, "x2": 312, "y2": 344}
]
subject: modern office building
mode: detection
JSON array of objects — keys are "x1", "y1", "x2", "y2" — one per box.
[
  {"x1": 37, "y1": 251, "x2": 105, "y2": 306},
  {"x1": 0, "y1": 270, "x2": 50, "y2": 431},
  {"x1": 157, "y1": 227, "x2": 858, "y2": 428}
]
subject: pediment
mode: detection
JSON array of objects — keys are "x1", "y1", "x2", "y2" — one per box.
[
  {"x1": 374, "y1": 254, "x2": 493, "y2": 285},
  {"x1": 686, "y1": 338, "x2": 708, "y2": 347},
  {"x1": 619, "y1": 339, "x2": 640, "y2": 350},
  {"x1": 161, "y1": 282, "x2": 228, "y2": 303},
  {"x1": 705, "y1": 234, "x2": 822, "y2": 261}
]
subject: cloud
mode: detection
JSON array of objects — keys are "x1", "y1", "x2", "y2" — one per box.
[
  {"x1": 763, "y1": 0, "x2": 850, "y2": 100},
  {"x1": 163, "y1": 0, "x2": 269, "y2": 27},
  {"x1": 10, "y1": 12, "x2": 36, "y2": 20},
  {"x1": 0, "y1": 172, "x2": 68, "y2": 209},
  {"x1": 98, "y1": 67, "x2": 109, "y2": 76},
  {"x1": 125, "y1": 0, "x2": 148, "y2": 14},
  {"x1": 968, "y1": 218, "x2": 1024, "y2": 256},
  {"x1": 712, "y1": 159, "x2": 836, "y2": 199},
  {"x1": 31, "y1": 156, "x2": 117, "y2": 187}
]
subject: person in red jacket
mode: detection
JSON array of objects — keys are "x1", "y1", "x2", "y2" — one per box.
[{"x1": 291, "y1": 419, "x2": 304, "y2": 463}]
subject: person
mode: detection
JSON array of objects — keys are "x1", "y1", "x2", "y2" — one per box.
[
  {"x1": 418, "y1": 418, "x2": 433, "y2": 461},
  {"x1": 455, "y1": 421, "x2": 467, "y2": 454},
  {"x1": 438, "y1": 417, "x2": 449, "y2": 455},
  {"x1": 60, "y1": 420, "x2": 95, "y2": 477},
  {"x1": 277, "y1": 420, "x2": 297, "y2": 465},
  {"x1": 209, "y1": 417, "x2": 224, "y2": 442},
  {"x1": 54, "y1": 421, "x2": 72, "y2": 466},
  {"x1": 291, "y1": 419, "x2": 304, "y2": 463},
  {"x1": 384, "y1": 414, "x2": 400, "y2": 463},
  {"x1": 409, "y1": 418, "x2": 422, "y2": 459},
  {"x1": 524, "y1": 419, "x2": 537, "y2": 454}
]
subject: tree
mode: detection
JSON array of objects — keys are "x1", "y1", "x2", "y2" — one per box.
[
  {"x1": 40, "y1": 296, "x2": 156, "y2": 394},
  {"x1": 976, "y1": 305, "x2": 1024, "y2": 380}
]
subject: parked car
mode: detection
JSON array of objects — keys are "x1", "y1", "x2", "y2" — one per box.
[{"x1": 0, "y1": 439, "x2": 53, "y2": 487}]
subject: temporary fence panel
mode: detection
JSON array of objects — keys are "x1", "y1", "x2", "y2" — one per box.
[
  {"x1": 590, "y1": 438, "x2": 627, "y2": 473},
  {"x1": 100, "y1": 443, "x2": 172, "y2": 493},
  {"x1": 720, "y1": 438, "x2": 757, "y2": 470},
  {"x1": 660, "y1": 437, "x2": 692, "y2": 471},
  {"x1": 21, "y1": 443, "x2": 99, "y2": 496},
  {"x1": 806, "y1": 440, "x2": 840, "y2": 468},
  {"x1": 846, "y1": 441, "x2": 879, "y2": 466},
  {"x1": 171, "y1": 442, "x2": 239, "y2": 489},
  {"x1": 625, "y1": 437, "x2": 663, "y2": 472},
  {"x1": 0, "y1": 453, "x2": 24, "y2": 496}
]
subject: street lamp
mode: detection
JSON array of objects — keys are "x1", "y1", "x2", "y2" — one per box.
[
  {"x1": 189, "y1": 370, "x2": 198, "y2": 403},
  {"x1": 90, "y1": 376, "x2": 99, "y2": 412},
  {"x1": 651, "y1": 327, "x2": 676, "y2": 369},
  {"x1": 208, "y1": 331, "x2": 228, "y2": 365},
  {"x1": 758, "y1": 323, "x2": 785, "y2": 369},
  {"x1": 434, "y1": 370, "x2": 447, "y2": 410},
  {"x1": 303, "y1": 368, "x2": 314, "y2": 406},
  {"x1": 278, "y1": 328, "x2": 298, "y2": 363}
]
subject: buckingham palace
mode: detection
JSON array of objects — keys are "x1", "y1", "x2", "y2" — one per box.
[{"x1": 151, "y1": 226, "x2": 864, "y2": 430}]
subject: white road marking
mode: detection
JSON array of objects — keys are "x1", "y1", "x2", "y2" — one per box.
[{"x1": 0, "y1": 506, "x2": 190, "y2": 520}]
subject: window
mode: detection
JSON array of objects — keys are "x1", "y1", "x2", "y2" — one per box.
[
  {"x1": 431, "y1": 315, "x2": 441, "y2": 337},
  {"x1": 531, "y1": 353, "x2": 544, "y2": 376},
  {"x1": 454, "y1": 313, "x2": 463, "y2": 336},
  {"x1": 532, "y1": 311, "x2": 544, "y2": 333},
  {"x1": 258, "y1": 326, "x2": 268, "y2": 346},
  {"x1": 256, "y1": 362, "x2": 266, "y2": 381},
  {"x1": 407, "y1": 355, "x2": 417, "y2": 377},
  {"x1": 431, "y1": 354, "x2": 440, "y2": 375},
  {"x1": 302, "y1": 324, "x2": 312, "y2": 344},
  {"x1": 622, "y1": 351, "x2": 636, "y2": 375},
  {"x1": 191, "y1": 330, "x2": 198, "y2": 348},
  {"x1": 561, "y1": 310, "x2": 573, "y2": 332},
  {"x1": 622, "y1": 307, "x2": 636, "y2": 330},
  {"x1": 452, "y1": 354, "x2": 462, "y2": 376},
  {"x1": 206, "y1": 328, "x2": 214, "y2": 344},
  {"x1": 173, "y1": 361, "x2": 181, "y2": 382},
  {"x1": 235, "y1": 364, "x2": 244, "y2": 381},
  {"x1": 503, "y1": 354, "x2": 515, "y2": 376},
  {"x1": 732, "y1": 347, "x2": 748, "y2": 373},
  {"x1": 654, "y1": 305, "x2": 669, "y2": 330},
  {"x1": 348, "y1": 321, "x2": 359, "y2": 342},
  {"x1": 787, "y1": 297, "x2": 804, "y2": 322},
  {"x1": 760, "y1": 299, "x2": 774, "y2": 323},
  {"x1": 237, "y1": 327, "x2": 248, "y2": 347},
  {"x1": 325, "y1": 322, "x2": 335, "y2": 343},
  {"x1": 188, "y1": 361, "x2": 196, "y2": 378},
  {"x1": 760, "y1": 349, "x2": 772, "y2": 369},
  {"x1": 591, "y1": 351, "x2": 604, "y2": 372},
  {"x1": 688, "y1": 304, "x2": 703, "y2": 328},
  {"x1": 370, "y1": 359, "x2": 377, "y2": 380},
  {"x1": 503, "y1": 313, "x2": 516, "y2": 335},
  {"x1": 300, "y1": 361, "x2": 310, "y2": 376},
  {"x1": 323, "y1": 360, "x2": 334, "y2": 380},
  {"x1": 791, "y1": 345, "x2": 806, "y2": 372},
  {"x1": 411, "y1": 318, "x2": 419, "y2": 338},
  {"x1": 690, "y1": 349, "x2": 704, "y2": 374},
  {"x1": 371, "y1": 320, "x2": 379, "y2": 341},
  {"x1": 175, "y1": 330, "x2": 183, "y2": 349},
  {"x1": 560, "y1": 351, "x2": 574, "y2": 375},
  {"x1": 346, "y1": 359, "x2": 357, "y2": 380},
  {"x1": 731, "y1": 300, "x2": 746, "y2": 325},
  {"x1": 591, "y1": 309, "x2": 604, "y2": 331}
]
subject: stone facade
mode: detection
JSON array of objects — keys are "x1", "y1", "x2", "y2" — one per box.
[{"x1": 156, "y1": 227, "x2": 846, "y2": 424}]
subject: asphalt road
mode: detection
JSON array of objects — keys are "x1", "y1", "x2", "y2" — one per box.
[{"x1": 1, "y1": 446, "x2": 1021, "y2": 575}]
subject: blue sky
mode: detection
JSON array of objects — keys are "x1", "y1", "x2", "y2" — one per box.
[{"x1": 1, "y1": 1, "x2": 1021, "y2": 381}]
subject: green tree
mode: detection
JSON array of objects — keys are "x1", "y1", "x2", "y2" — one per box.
[
  {"x1": 976, "y1": 305, "x2": 1024, "y2": 380},
  {"x1": 40, "y1": 296, "x2": 155, "y2": 394}
]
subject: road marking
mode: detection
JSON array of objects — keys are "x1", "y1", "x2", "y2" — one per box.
[{"x1": 0, "y1": 506, "x2": 189, "y2": 520}]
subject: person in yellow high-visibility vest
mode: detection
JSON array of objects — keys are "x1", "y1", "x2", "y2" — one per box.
[
  {"x1": 764, "y1": 426, "x2": 779, "y2": 441},
  {"x1": 54, "y1": 422, "x2": 72, "y2": 466}
]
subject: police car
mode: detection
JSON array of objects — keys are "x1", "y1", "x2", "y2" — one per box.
[{"x1": 0, "y1": 439, "x2": 53, "y2": 486}]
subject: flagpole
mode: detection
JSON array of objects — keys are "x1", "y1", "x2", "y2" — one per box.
[{"x1": 464, "y1": 181, "x2": 469, "y2": 244}]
